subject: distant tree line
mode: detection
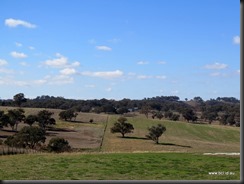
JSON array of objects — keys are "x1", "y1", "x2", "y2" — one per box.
[{"x1": 0, "y1": 93, "x2": 240, "y2": 126}]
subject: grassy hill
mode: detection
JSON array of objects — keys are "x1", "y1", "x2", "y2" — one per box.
[
  {"x1": 0, "y1": 107, "x2": 240, "y2": 180},
  {"x1": 0, "y1": 106, "x2": 240, "y2": 153},
  {"x1": 102, "y1": 115, "x2": 240, "y2": 153}
]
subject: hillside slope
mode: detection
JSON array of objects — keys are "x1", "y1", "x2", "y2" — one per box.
[{"x1": 102, "y1": 115, "x2": 240, "y2": 153}]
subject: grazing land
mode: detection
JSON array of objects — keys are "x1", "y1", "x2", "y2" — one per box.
[
  {"x1": 0, "y1": 106, "x2": 240, "y2": 180},
  {"x1": 0, "y1": 152, "x2": 240, "y2": 180}
]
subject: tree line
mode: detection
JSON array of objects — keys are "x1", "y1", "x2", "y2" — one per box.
[{"x1": 0, "y1": 93, "x2": 240, "y2": 126}]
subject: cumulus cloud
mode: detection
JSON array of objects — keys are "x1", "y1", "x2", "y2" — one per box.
[
  {"x1": 233, "y1": 36, "x2": 240, "y2": 44},
  {"x1": 137, "y1": 75, "x2": 152, "y2": 79},
  {"x1": 20, "y1": 62, "x2": 28, "y2": 66},
  {"x1": 171, "y1": 90, "x2": 179, "y2": 94},
  {"x1": 81, "y1": 70, "x2": 123, "y2": 79},
  {"x1": 60, "y1": 68, "x2": 76, "y2": 75},
  {"x1": 36, "y1": 75, "x2": 74, "y2": 85},
  {"x1": 10, "y1": 51, "x2": 27, "y2": 58},
  {"x1": 155, "y1": 75, "x2": 167, "y2": 79},
  {"x1": 0, "y1": 59, "x2": 8, "y2": 66},
  {"x1": 204, "y1": 62, "x2": 228, "y2": 70},
  {"x1": 29, "y1": 46, "x2": 35, "y2": 50},
  {"x1": 49, "y1": 75, "x2": 74, "y2": 84},
  {"x1": 15, "y1": 42, "x2": 22, "y2": 47},
  {"x1": 210, "y1": 72, "x2": 221, "y2": 77},
  {"x1": 44, "y1": 53, "x2": 68, "y2": 67},
  {"x1": 0, "y1": 68, "x2": 14, "y2": 74},
  {"x1": 43, "y1": 53, "x2": 80, "y2": 68},
  {"x1": 71, "y1": 61, "x2": 80, "y2": 67},
  {"x1": 106, "y1": 87, "x2": 112, "y2": 92},
  {"x1": 96, "y1": 45, "x2": 112, "y2": 51},
  {"x1": 5, "y1": 18, "x2": 36, "y2": 28},
  {"x1": 137, "y1": 61, "x2": 149, "y2": 65}
]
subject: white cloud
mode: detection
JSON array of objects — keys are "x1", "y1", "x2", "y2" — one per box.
[
  {"x1": 51, "y1": 75, "x2": 74, "y2": 84},
  {"x1": 44, "y1": 53, "x2": 68, "y2": 67},
  {"x1": 137, "y1": 61, "x2": 149, "y2": 65},
  {"x1": 210, "y1": 72, "x2": 221, "y2": 76},
  {"x1": 171, "y1": 90, "x2": 179, "y2": 94},
  {"x1": 10, "y1": 51, "x2": 27, "y2": 58},
  {"x1": 137, "y1": 75, "x2": 152, "y2": 79},
  {"x1": 81, "y1": 70, "x2": 123, "y2": 79},
  {"x1": 106, "y1": 87, "x2": 112, "y2": 92},
  {"x1": 96, "y1": 45, "x2": 112, "y2": 51},
  {"x1": 29, "y1": 46, "x2": 35, "y2": 50},
  {"x1": 5, "y1": 18, "x2": 36, "y2": 28},
  {"x1": 15, "y1": 42, "x2": 22, "y2": 47},
  {"x1": 158, "y1": 61, "x2": 167, "y2": 64},
  {"x1": 155, "y1": 75, "x2": 167, "y2": 79},
  {"x1": 33, "y1": 79, "x2": 47, "y2": 85},
  {"x1": 0, "y1": 77, "x2": 29, "y2": 87},
  {"x1": 43, "y1": 53, "x2": 80, "y2": 68},
  {"x1": 60, "y1": 68, "x2": 76, "y2": 75},
  {"x1": 236, "y1": 69, "x2": 240, "y2": 74},
  {"x1": 233, "y1": 36, "x2": 240, "y2": 44},
  {"x1": 204, "y1": 62, "x2": 228, "y2": 70},
  {"x1": 0, "y1": 68, "x2": 14, "y2": 74},
  {"x1": 20, "y1": 62, "x2": 28, "y2": 66},
  {"x1": 0, "y1": 59, "x2": 8, "y2": 66},
  {"x1": 71, "y1": 61, "x2": 80, "y2": 67}
]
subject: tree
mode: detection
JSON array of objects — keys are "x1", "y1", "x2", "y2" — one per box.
[
  {"x1": 47, "y1": 137, "x2": 71, "y2": 153},
  {"x1": 156, "y1": 111, "x2": 164, "y2": 120},
  {"x1": 6, "y1": 109, "x2": 25, "y2": 131},
  {"x1": 4, "y1": 126, "x2": 46, "y2": 149},
  {"x1": 140, "y1": 105, "x2": 150, "y2": 118},
  {"x1": 202, "y1": 111, "x2": 218, "y2": 124},
  {"x1": 116, "y1": 107, "x2": 129, "y2": 114},
  {"x1": 182, "y1": 109, "x2": 198, "y2": 123},
  {"x1": 37, "y1": 110, "x2": 56, "y2": 130},
  {"x1": 24, "y1": 114, "x2": 38, "y2": 126},
  {"x1": 13, "y1": 93, "x2": 27, "y2": 107},
  {"x1": 59, "y1": 109, "x2": 77, "y2": 121},
  {"x1": 164, "y1": 111, "x2": 173, "y2": 119},
  {"x1": 110, "y1": 117, "x2": 134, "y2": 137},
  {"x1": 170, "y1": 114, "x2": 180, "y2": 121},
  {"x1": 146, "y1": 124, "x2": 166, "y2": 144}
]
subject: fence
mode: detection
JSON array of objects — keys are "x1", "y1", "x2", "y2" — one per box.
[{"x1": 0, "y1": 146, "x2": 40, "y2": 156}]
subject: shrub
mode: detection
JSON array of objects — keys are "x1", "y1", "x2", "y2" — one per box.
[{"x1": 47, "y1": 137, "x2": 71, "y2": 153}]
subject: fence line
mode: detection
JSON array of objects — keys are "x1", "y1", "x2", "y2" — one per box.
[{"x1": 0, "y1": 146, "x2": 40, "y2": 156}]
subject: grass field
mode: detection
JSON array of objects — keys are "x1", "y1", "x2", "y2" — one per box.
[
  {"x1": 102, "y1": 115, "x2": 240, "y2": 153},
  {"x1": 0, "y1": 152, "x2": 240, "y2": 180},
  {"x1": 0, "y1": 107, "x2": 241, "y2": 180}
]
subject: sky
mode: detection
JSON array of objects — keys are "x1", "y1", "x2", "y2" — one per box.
[{"x1": 0, "y1": 0, "x2": 240, "y2": 101}]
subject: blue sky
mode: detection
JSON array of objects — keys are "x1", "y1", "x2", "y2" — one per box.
[{"x1": 0, "y1": 0, "x2": 240, "y2": 100}]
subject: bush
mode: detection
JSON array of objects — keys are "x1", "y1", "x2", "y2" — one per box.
[
  {"x1": 47, "y1": 137, "x2": 71, "y2": 153},
  {"x1": 89, "y1": 119, "x2": 94, "y2": 123},
  {"x1": 170, "y1": 114, "x2": 180, "y2": 121},
  {"x1": 4, "y1": 126, "x2": 46, "y2": 149}
]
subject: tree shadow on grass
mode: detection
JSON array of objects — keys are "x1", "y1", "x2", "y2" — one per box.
[
  {"x1": 159, "y1": 142, "x2": 192, "y2": 148},
  {"x1": 47, "y1": 127, "x2": 76, "y2": 132},
  {"x1": 121, "y1": 136, "x2": 149, "y2": 140}
]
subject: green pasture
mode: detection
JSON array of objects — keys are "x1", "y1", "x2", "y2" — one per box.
[{"x1": 0, "y1": 152, "x2": 240, "y2": 180}]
